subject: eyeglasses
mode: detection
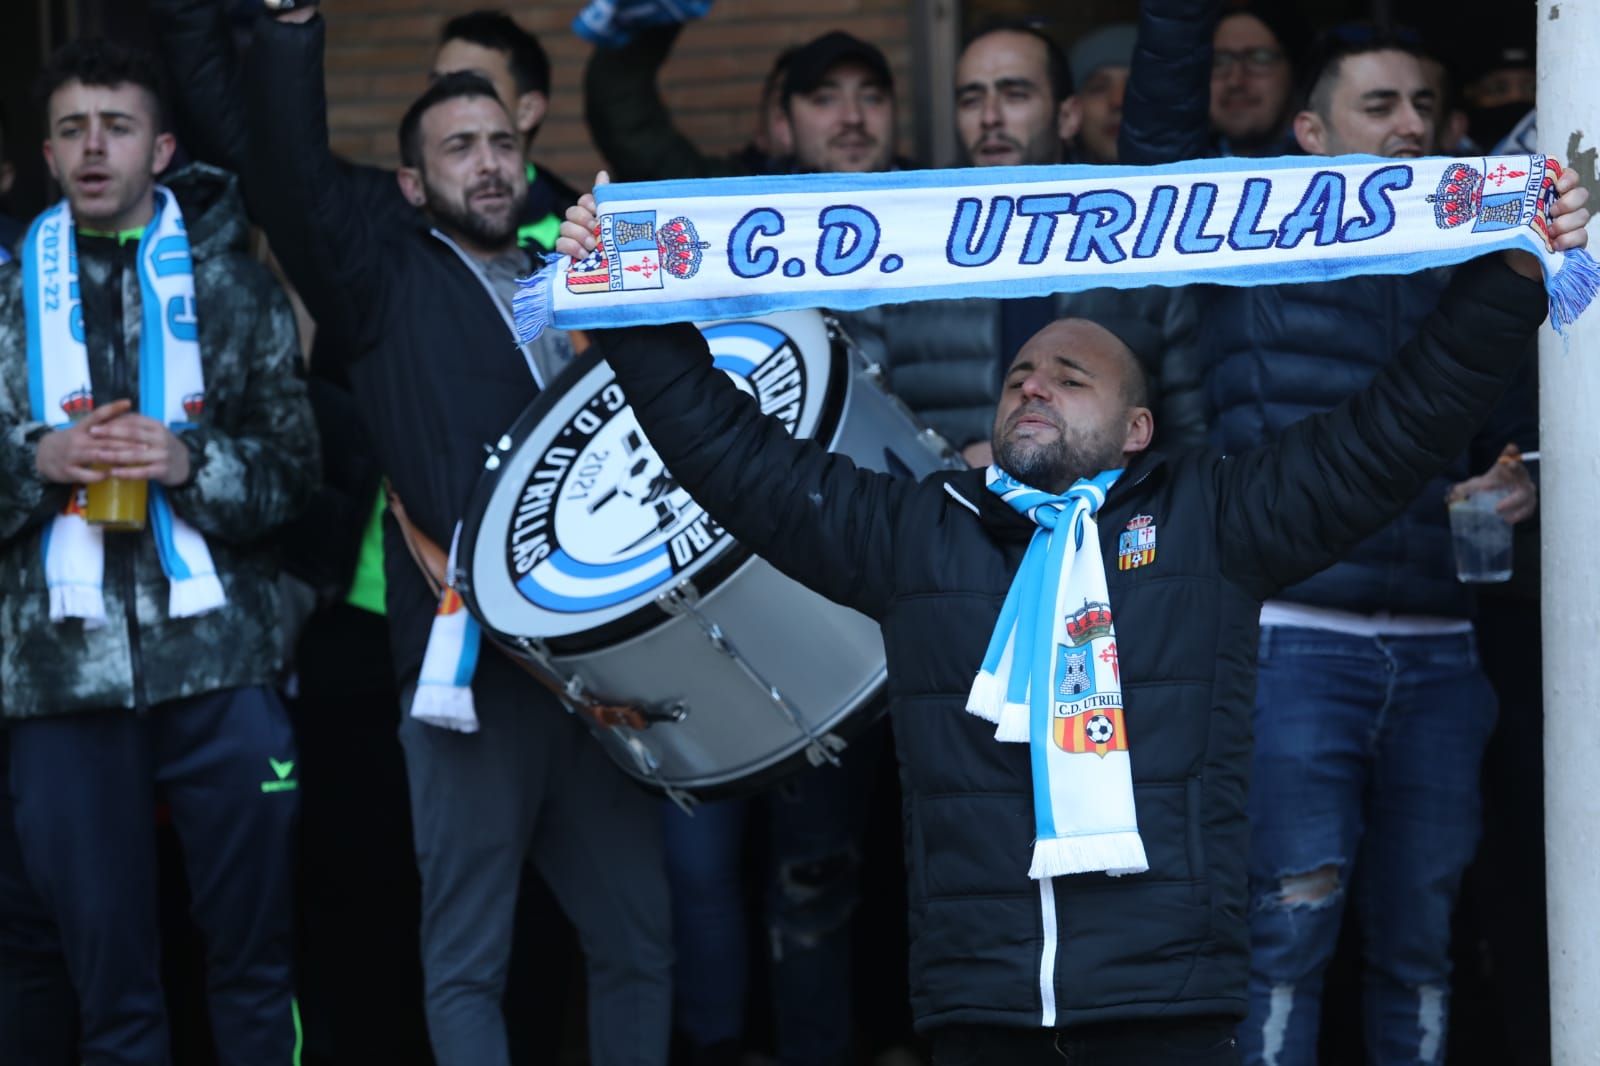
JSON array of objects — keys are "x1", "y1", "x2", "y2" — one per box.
[{"x1": 1211, "y1": 47, "x2": 1285, "y2": 74}]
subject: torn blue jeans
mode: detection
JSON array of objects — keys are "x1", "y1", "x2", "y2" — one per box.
[{"x1": 1240, "y1": 626, "x2": 1497, "y2": 1066}]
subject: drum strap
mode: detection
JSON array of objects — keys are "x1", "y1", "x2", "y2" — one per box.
[{"x1": 385, "y1": 482, "x2": 655, "y2": 731}]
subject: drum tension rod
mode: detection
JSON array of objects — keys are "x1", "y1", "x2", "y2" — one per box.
[
  {"x1": 508, "y1": 636, "x2": 698, "y2": 813},
  {"x1": 656, "y1": 583, "x2": 846, "y2": 769}
]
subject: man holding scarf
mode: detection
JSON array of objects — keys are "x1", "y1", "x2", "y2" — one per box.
[
  {"x1": 552, "y1": 157, "x2": 1588, "y2": 1064},
  {"x1": 0, "y1": 39, "x2": 316, "y2": 1064}
]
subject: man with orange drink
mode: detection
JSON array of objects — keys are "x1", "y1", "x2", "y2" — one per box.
[{"x1": 0, "y1": 38, "x2": 317, "y2": 1063}]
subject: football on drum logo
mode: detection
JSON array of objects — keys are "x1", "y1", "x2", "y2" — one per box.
[{"x1": 504, "y1": 320, "x2": 809, "y2": 613}]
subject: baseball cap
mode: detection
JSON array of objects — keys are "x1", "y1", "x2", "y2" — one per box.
[
  {"x1": 1069, "y1": 24, "x2": 1137, "y2": 85},
  {"x1": 782, "y1": 31, "x2": 894, "y2": 105}
]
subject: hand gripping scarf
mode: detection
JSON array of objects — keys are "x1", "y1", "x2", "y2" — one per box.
[
  {"x1": 514, "y1": 153, "x2": 1597, "y2": 343},
  {"x1": 965, "y1": 467, "x2": 1147, "y2": 879},
  {"x1": 23, "y1": 187, "x2": 225, "y2": 626}
]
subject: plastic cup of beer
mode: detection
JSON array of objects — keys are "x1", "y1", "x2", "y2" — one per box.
[
  {"x1": 85, "y1": 470, "x2": 148, "y2": 532},
  {"x1": 1448, "y1": 488, "x2": 1512, "y2": 583}
]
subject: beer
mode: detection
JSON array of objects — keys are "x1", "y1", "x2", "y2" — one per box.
[{"x1": 85, "y1": 471, "x2": 148, "y2": 531}]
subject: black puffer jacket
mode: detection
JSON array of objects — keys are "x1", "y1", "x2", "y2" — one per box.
[{"x1": 599, "y1": 257, "x2": 1545, "y2": 1031}]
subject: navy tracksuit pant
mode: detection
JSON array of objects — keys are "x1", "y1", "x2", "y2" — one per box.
[
  {"x1": 0, "y1": 732, "x2": 78, "y2": 1066},
  {"x1": 5, "y1": 685, "x2": 300, "y2": 1066}
]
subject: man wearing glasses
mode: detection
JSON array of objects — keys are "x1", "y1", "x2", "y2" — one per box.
[{"x1": 1208, "y1": 1, "x2": 1310, "y2": 156}]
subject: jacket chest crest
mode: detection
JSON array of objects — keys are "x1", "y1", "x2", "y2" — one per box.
[{"x1": 1115, "y1": 513, "x2": 1158, "y2": 571}]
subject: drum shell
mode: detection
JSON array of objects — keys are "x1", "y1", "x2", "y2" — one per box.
[{"x1": 554, "y1": 340, "x2": 950, "y2": 795}]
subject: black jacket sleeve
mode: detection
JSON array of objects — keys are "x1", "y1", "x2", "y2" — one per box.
[
  {"x1": 1119, "y1": 0, "x2": 1219, "y2": 166},
  {"x1": 598, "y1": 322, "x2": 908, "y2": 620},
  {"x1": 151, "y1": 0, "x2": 249, "y2": 178},
  {"x1": 584, "y1": 25, "x2": 752, "y2": 182},
  {"x1": 1215, "y1": 256, "x2": 1549, "y2": 600},
  {"x1": 241, "y1": 14, "x2": 391, "y2": 363}
]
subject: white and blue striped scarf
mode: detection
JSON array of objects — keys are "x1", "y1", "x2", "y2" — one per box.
[
  {"x1": 515, "y1": 153, "x2": 1597, "y2": 342},
  {"x1": 965, "y1": 467, "x2": 1147, "y2": 879},
  {"x1": 22, "y1": 188, "x2": 224, "y2": 626}
]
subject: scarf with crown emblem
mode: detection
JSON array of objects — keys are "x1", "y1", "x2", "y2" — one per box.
[
  {"x1": 966, "y1": 466, "x2": 1148, "y2": 879},
  {"x1": 22, "y1": 187, "x2": 224, "y2": 627}
]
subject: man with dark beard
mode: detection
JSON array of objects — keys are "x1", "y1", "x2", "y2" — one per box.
[
  {"x1": 236, "y1": 13, "x2": 674, "y2": 1066},
  {"x1": 555, "y1": 167, "x2": 1588, "y2": 1063}
]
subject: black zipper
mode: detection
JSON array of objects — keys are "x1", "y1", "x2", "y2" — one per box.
[{"x1": 107, "y1": 248, "x2": 149, "y2": 713}]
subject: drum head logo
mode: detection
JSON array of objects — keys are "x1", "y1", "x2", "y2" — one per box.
[{"x1": 505, "y1": 321, "x2": 809, "y2": 613}]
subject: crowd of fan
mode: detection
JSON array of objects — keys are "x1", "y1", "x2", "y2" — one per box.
[{"x1": 0, "y1": 1, "x2": 1551, "y2": 1065}]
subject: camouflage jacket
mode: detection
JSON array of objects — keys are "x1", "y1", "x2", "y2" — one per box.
[{"x1": 0, "y1": 164, "x2": 318, "y2": 718}]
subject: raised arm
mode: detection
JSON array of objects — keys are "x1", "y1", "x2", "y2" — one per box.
[
  {"x1": 153, "y1": 0, "x2": 417, "y2": 247},
  {"x1": 584, "y1": 25, "x2": 748, "y2": 181},
  {"x1": 150, "y1": 0, "x2": 249, "y2": 177},
  {"x1": 1119, "y1": 0, "x2": 1219, "y2": 166},
  {"x1": 239, "y1": 12, "x2": 391, "y2": 359}
]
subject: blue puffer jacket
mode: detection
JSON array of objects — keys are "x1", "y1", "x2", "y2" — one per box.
[
  {"x1": 1121, "y1": 0, "x2": 1537, "y2": 619},
  {"x1": 1201, "y1": 272, "x2": 1534, "y2": 617}
]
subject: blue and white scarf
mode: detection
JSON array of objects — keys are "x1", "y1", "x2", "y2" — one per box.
[
  {"x1": 515, "y1": 152, "x2": 1597, "y2": 342},
  {"x1": 411, "y1": 523, "x2": 483, "y2": 733},
  {"x1": 572, "y1": 0, "x2": 712, "y2": 48},
  {"x1": 23, "y1": 188, "x2": 224, "y2": 626},
  {"x1": 966, "y1": 467, "x2": 1147, "y2": 879}
]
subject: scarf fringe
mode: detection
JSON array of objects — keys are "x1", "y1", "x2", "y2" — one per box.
[
  {"x1": 49, "y1": 585, "x2": 106, "y2": 628},
  {"x1": 994, "y1": 701, "x2": 1032, "y2": 743},
  {"x1": 1029, "y1": 832, "x2": 1150, "y2": 880},
  {"x1": 513, "y1": 260, "x2": 561, "y2": 345},
  {"x1": 965, "y1": 670, "x2": 1002, "y2": 722},
  {"x1": 410, "y1": 684, "x2": 481, "y2": 734},
  {"x1": 167, "y1": 574, "x2": 226, "y2": 619},
  {"x1": 1549, "y1": 247, "x2": 1600, "y2": 335}
]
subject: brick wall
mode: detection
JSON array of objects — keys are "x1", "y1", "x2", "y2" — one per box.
[{"x1": 322, "y1": 0, "x2": 916, "y2": 187}]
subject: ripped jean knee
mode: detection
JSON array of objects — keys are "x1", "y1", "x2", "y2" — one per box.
[
  {"x1": 1277, "y1": 865, "x2": 1341, "y2": 907},
  {"x1": 1248, "y1": 863, "x2": 1349, "y2": 976}
]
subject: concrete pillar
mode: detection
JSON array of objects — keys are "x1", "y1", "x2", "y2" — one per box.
[{"x1": 1537, "y1": 2, "x2": 1600, "y2": 1061}]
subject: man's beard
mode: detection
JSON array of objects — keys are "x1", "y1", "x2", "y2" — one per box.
[
  {"x1": 425, "y1": 176, "x2": 523, "y2": 250},
  {"x1": 992, "y1": 404, "x2": 1125, "y2": 491}
]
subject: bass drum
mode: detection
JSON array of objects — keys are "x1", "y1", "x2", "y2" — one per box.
[{"x1": 457, "y1": 310, "x2": 956, "y2": 799}]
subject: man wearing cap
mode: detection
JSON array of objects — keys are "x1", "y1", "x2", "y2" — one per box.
[
  {"x1": 1068, "y1": 23, "x2": 1136, "y2": 165},
  {"x1": 584, "y1": 21, "x2": 905, "y2": 183},
  {"x1": 1461, "y1": 41, "x2": 1536, "y2": 152},
  {"x1": 777, "y1": 31, "x2": 899, "y2": 175},
  {"x1": 847, "y1": 20, "x2": 1206, "y2": 472}
]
